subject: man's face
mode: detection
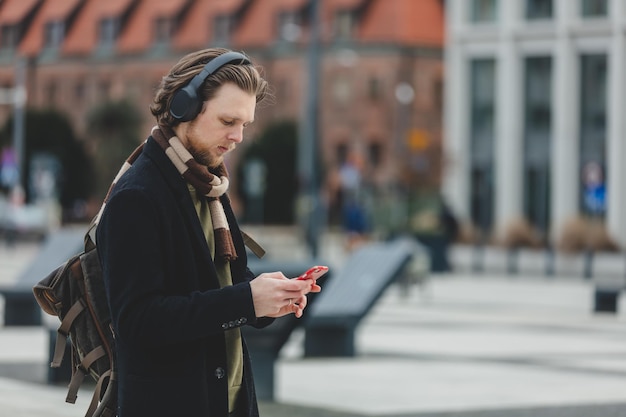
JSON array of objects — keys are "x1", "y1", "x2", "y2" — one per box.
[{"x1": 177, "y1": 82, "x2": 256, "y2": 168}]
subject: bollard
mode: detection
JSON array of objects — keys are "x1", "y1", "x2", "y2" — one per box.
[{"x1": 583, "y1": 249, "x2": 594, "y2": 280}]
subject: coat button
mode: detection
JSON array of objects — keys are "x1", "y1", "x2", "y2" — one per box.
[
  {"x1": 214, "y1": 367, "x2": 225, "y2": 379},
  {"x1": 221, "y1": 323, "x2": 228, "y2": 330},
  {"x1": 228, "y1": 321, "x2": 235, "y2": 328}
]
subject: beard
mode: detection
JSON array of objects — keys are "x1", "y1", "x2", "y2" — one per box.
[{"x1": 187, "y1": 141, "x2": 221, "y2": 168}]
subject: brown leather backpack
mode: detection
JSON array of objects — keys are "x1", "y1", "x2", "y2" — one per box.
[{"x1": 33, "y1": 225, "x2": 117, "y2": 417}]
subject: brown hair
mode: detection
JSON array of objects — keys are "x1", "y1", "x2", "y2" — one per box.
[{"x1": 150, "y1": 48, "x2": 269, "y2": 127}]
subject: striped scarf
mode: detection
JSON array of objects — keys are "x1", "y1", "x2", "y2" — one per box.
[{"x1": 95, "y1": 125, "x2": 238, "y2": 262}]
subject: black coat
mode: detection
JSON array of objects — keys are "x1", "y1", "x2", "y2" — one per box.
[{"x1": 96, "y1": 137, "x2": 270, "y2": 417}]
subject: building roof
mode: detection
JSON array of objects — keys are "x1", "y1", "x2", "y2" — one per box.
[
  {"x1": 0, "y1": 0, "x2": 41, "y2": 25},
  {"x1": 61, "y1": 0, "x2": 134, "y2": 55},
  {"x1": 19, "y1": 0, "x2": 84, "y2": 56},
  {"x1": 360, "y1": 0, "x2": 444, "y2": 47},
  {"x1": 173, "y1": 0, "x2": 247, "y2": 50},
  {"x1": 117, "y1": 0, "x2": 191, "y2": 53},
  {"x1": 8, "y1": 0, "x2": 443, "y2": 58},
  {"x1": 327, "y1": 0, "x2": 365, "y2": 10},
  {"x1": 234, "y1": 0, "x2": 309, "y2": 47}
]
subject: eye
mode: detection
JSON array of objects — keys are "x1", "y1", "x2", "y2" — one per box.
[{"x1": 222, "y1": 119, "x2": 234, "y2": 126}]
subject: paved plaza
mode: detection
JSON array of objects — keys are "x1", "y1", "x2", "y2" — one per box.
[{"x1": 1, "y1": 232, "x2": 626, "y2": 416}]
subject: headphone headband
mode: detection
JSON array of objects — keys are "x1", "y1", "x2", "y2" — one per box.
[{"x1": 170, "y1": 51, "x2": 252, "y2": 122}]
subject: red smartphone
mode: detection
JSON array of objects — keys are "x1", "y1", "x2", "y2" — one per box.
[{"x1": 295, "y1": 265, "x2": 329, "y2": 281}]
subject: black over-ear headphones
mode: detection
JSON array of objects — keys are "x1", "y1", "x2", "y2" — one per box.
[{"x1": 169, "y1": 51, "x2": 251, "y2": 122}]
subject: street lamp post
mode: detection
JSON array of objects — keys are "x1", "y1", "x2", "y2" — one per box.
[
  {"x1": 391, "y1": 82, "x2": 414, "y2": 232},
  {"x1": 298, "y1": 0, "x2": 322, "y2": 258},
  {"x1": 394, "y1": 82, "x2": 415, "y2": 173}
]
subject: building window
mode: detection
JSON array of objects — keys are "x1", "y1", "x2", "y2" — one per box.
[
  {"x1": 523, "y1": 56, "x2": 552, "y2": 233},
  {"x1": 0, "y1": 24, "x2": 19, "y2": 50},
  {"x1": 524, "y1": 57, "x2": 552, "y2": 139},
  {"x1": 526, "y1": 0, "x2": 553, "y2": 19},
  {"x1": 579, "y1": 54, "x2": 607, "y2": 216},
  {"x1": 469, "y1": 58, "x2": 496, "y2": 231},
  {"x1": 471, "y1": 0, "x2": 498, "y2": 23},
  {"x1": 275, "y1": 78, "x2": 290, "y2": 105},
  {"x1": 74, "y1": 80, "x2": 85, "y2": 101},
  {"x1": 336, "y1": 143, "x2": 348, "y2": 165},
  {"x1": 368, "y1": 142, "x2": 382, "y2": 168},
  {"x1": 154, "y1": 17, "x2": 174, "y2": 44},
  {"x1": 471, "y1": 60, "x2": 496, "y2": 148},
  {"x1": 99, "y1": 18, "x2": 119, "y2": 48},
  {"x1": 213, "y1": 15, "x2": 232, "y2": 44},
  {"x1": 44, "y1": 21, "x2": 64, "y2": 49},
  {"x1": 332, "y1": 76, "x2": 351, "y2": 105},
  {"x1": 277, "y1": 11, "x2": 301, "y2": 42},
  {"x1": 99, "y1": 80, "x2": 111, "y2": 100},
  {"x1": 335, "y1": 10, "x2": 354, "y2": 40},
  {"x1": 433, "y1": 79, "x2": 443, "y2": 116},
  {"x1": 581, "y1": 0, "x2": 608, "y2": 17},
  {"x1": 368, "y1": 77, "x2": 381, "y2": 101},
  {"x1": 45, "y1": 80, "x2": 57, "y2": 104}
]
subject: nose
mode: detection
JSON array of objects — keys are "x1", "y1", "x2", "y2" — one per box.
[{"x1": 228, "y1": 126, "x2": 244, "y2": 143}]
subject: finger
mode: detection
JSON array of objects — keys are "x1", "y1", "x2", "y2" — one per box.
[
  {"x1": 302, "y1": 282, "x2": 321, "y2": 294},
  {"x1": 295, "y1": 294, "x2": 307, "y2": 309},
  {"x1": 282, "y1": 288, "x2": 308, "y2": 300}
]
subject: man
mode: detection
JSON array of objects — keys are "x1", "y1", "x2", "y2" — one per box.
[{"x1": 96, "y1": 48, "x2": 320, "y2": 417}]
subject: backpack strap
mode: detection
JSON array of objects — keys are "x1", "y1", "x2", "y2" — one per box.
[
  {"x1": 51, "y1": 298, "x2": 86, "y2": 367},
  {"x1": 85, "y1": 217, "x2": 98, "y2": 251},
  {"x1": 66, "y1": 345, "x2": 107, "y2": 404},
  {"x1": 241, "y1": 230, "x2": 265, "y2": 259},
  {"x1": 85, "y1": 369, "x2": 113, "y2": 417}
]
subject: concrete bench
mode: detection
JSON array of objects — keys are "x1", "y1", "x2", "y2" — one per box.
[
  {"x1": 0, "y1": 227, "x2": 84, "y2": 326},
  {"x1": 303, "y1": 237, "x2": 424, "y2": 357},
  {"x1": 243, "y1": 258, "x2": 330, "y2": 401}
]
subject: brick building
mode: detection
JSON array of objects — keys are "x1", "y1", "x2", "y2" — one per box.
[{"x1": 0, "y1": 0, "x2": 444, "y2": 223}]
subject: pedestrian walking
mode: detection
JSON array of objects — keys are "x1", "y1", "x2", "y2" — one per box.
[{"x1": 96, "y1": 48, "x2": 321, "y2": 417}]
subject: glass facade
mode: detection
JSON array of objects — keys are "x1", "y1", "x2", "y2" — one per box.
[
  {"x1": 470, "y1": 59, "x2": 496, "y2": 231},
  {"x1": 471, "y1": 0, "x2": 498, "y2": 23},
  {"x1": 579, "y1": 54, "x2": 607, "y2": 217},
  {"x1": 581, "y1": 0, "x2": 608, "y2": 17},
  {"x1": 526, "y1": 0, "x2": 553, "y2": 19},
  {"x1": 523, "y1": 57, "x2": 552, "y2": 234}
]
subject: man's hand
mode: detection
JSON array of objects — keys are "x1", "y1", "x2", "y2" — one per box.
[{"x1": 249, "y1": 272, "x2": 321, "y2": 318}]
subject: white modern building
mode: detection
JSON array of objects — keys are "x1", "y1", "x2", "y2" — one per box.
[{"x1": 443, "y1": 0, "x2": 626, "y2": 247}]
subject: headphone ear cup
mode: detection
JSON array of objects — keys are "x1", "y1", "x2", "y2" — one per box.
[{"x1": 170, "y1": 86, "x2": 200, "y2": 122}]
